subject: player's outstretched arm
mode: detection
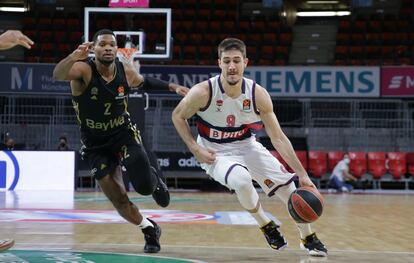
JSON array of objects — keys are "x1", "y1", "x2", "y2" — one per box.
[
  {"x1": 53, "y1": 42, "x2": 92, "y2": 81},
  {"x1": 256, "y1": 85, "x2": 315, "y2": 188},
  {"x1": 172, "y1": 82, "x2": 216, "y2": 164},
  {"x1": 0, "y1": 30, "x2": 33, "y2": 50},
  {"x1": 169, "y1": 83, "x2": 190, "y2": 96},
  {"x1": 129, "y1": 74, "x2": 189, "y2": 96}
]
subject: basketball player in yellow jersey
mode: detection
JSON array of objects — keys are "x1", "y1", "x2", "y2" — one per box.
[
  {"x1": 0, "y1": 29, "x2": 33, "y2": 252},
  {"x1": 172, "y1": 38, "x2": 327, "y2": 256}
]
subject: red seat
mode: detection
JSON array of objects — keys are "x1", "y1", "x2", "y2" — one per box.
[
  {"x1": 327, "y1": 151, "x2": 345, "y2": 172},
  {"x1": 406, "y1": 152, "x2": 414, "y2": 177},
  {"x1": 348, "y1": 152, "x2": 367, "y2": 179},
  {"x1": 295, "y1": 150, "x2": 308, "y2": 171},
  {"x1": 308, "y1": 151, "x2": 327, "y2": 178},
  {"x1": 270, "y1": 151, "x2": 290, "y2": 173},
  {"x1": 367, "y1": 152, "x2": 387, "y2": 180},
  {"x1": 69, "y1": 31, "x2": 83, "y2": 43},
  {"x1": 387, "y1": 152, "x2": 407, "y2": 180}
]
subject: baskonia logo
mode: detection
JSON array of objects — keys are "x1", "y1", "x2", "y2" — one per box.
[{"x1": 0, "y1": 151, "x2": 20, "y2": 190}]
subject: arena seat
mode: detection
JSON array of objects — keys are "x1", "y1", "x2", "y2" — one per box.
[
  {"x1": 367, "y1": 152, "x2": 387, "y2": 180},
  {"x1": 348, "y1": 152, "x2": 367, "y2": 179},
  {"x1": 327, "y1": 151, "x2": 345, "y2": 172},
  {"x1": 269, "y1": 150, "x2": 307, "y2": 174},
  {"x1": 387, "y1": 152, "x2": 407, "y2": 180},
  {"x1": 295, "y1": 150, "x2": 308, "y2": 171},
  {"x1": 406, "y1": 152, "x2": 414, "y2": 177},
  {"x1": 270, "y1": 150, "x2": 291, "y2": 173},
  {"x1": 308, "y1": 151, "x2": 327, "y2": 179}
]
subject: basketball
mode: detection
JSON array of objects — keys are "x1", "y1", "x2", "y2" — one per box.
[{"x1": 287, "y1": 186, "x2": 324, "y2": 223}]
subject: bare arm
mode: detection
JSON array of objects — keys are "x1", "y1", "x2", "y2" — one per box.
[
  {"x1": 172, "y1": 81, "x2": 216, "y2": 164},
  {"x1": 256, "y1": 85, "x2": 315, "y2": 187},
  {"x1": 169, "y1": 83, "x2": 190, "y2": 96},
  {"x1": 129, "y1": 58, "x2": 189, "y2": 96},
  {"x1": 343, "y1": 167, "x2": 357, "y2": 181},
  {"x1": 0, "y1": 30, "x2": 33, "y2": 50},
  {"x1": 53, "y1": 42, "x2": 93, "y2": 81},
  {"x1": 123, "y1": 60, "x2": 144, "y2": 87}
]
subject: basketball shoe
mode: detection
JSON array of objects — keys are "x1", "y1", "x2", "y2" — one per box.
[
  {"x1": 142, "y1": 218, "x2": 161, "y2": 253},
  {"x1": 300, "y1": 233, "x2": 328, "y2": 257},
  {"x1": 260, "y1": 220, "x2": 288, "y2": 250},
  {"x1": 151, "y1": 166, "x2": 170, "y2": 207},
  {"x1": 0, "y1": 239, "x2": 14, "y2": 251}
]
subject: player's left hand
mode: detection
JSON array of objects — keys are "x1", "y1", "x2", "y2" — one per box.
[
  {"x1": 298, "y1": 173, "x2": 316, "y2": 188},
  {"x1": 175, "y1": 85, "x2": 190, "y2": 96}
]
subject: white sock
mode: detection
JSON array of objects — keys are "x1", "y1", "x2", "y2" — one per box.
[
  {"x1": 251, "y1": 203, "x2": 271, "y2": 227},
  {"x1": 297, "y1": 223, "x2": 313, "y2": 239},
  {"x1": 138, "y1": 217, "x2": 154, "y2": 229}
]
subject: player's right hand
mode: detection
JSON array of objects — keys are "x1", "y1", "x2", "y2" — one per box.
[
  {"x1": 69, "y1": 42, "x2": 93, "y2": 61},
  {"x1": 193, "y1": 146, "x2": 216, "y2": 165}
]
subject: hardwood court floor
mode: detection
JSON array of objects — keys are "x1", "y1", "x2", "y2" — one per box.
[{"x1": 1, "y1": 190, "x2": 414, "y2": 263}]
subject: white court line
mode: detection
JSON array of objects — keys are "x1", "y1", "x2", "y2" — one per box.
[
  {"x1": 20, "y1": 232, "x2": 72, "y2": 235},
  {"x1": 16, "y1": 242, "x2": 414, "y2": 255}
]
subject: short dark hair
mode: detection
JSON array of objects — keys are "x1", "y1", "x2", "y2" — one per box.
[
  {"x1": 92, "y1": 29, "x2": 116, "y2": 43},
  {"x1": 218, "y1": 38, "x2": 246, "y2": 59}
]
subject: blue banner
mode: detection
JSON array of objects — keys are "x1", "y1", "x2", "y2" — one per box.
[
  {"x1": 0, "y1": 62, "x2": 71, "y2": 95},
  {"x1": 141, "y1": 65, "x2": 220, "y2": 88},
  {"x1": 245, "y1": 66, "x2": 380, "y2": 97},
  {"x1": 142, "y1": 65, "x2": 380, "y2": 97},
  {"x1": 0, "y1": 62, "x2": 380, "y2": 97}
]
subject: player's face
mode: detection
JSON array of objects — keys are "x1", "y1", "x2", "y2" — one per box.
[
  {"x1": 218, "y1": 49, "x2": 248, "y2": 86},
  {"x1": 94, "y1": 34, "x2": 117, "y2": 65}
]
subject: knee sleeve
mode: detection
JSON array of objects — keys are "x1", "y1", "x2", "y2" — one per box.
[
  {"x1": 226, "y1": 165, "x2": 259, "y2": 210},
  {"x1": 123, "y1": 145, "x2": 157, "y2": 195}
]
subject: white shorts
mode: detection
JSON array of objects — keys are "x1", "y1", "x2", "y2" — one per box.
[{"x1": 197, "y1": 135, "x2": 297, "y2": 196}]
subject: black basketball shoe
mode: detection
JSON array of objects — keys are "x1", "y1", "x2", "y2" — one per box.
[
  {"x1": 300, "y1": 233, "x2": 328, "y2": 257},
  {"x1": 260, "y1": 220, "x2": 288, "y2": 250},
  {"x1": 151, "y1": 167, "x2": 170, "y2": 207},
  {"x1": 142, "y1": 218, "x2": 161, "y2": 253}
]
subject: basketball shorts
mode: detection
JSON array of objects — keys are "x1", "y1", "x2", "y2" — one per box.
[
  {"x1": 197, "y1": 136, "x2": 297, "y2": 197},
  {"x1": 80, "y1": 125, "x2": 144, "y2": 180}
]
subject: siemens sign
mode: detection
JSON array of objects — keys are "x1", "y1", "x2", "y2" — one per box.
[
  {"x1": 245, "y1": 66, "x2": 380, "y2": 97},
  {"x1": 141, "y1": 65, "x2": 379, "y2": 97},
  {"x1": 0, "y1": 63, "x2": 380, "y2": 97}
]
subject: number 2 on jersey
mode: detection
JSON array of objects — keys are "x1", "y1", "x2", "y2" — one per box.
[
  {"x1": 104, "y1": 103, "x2": 112, "y2": 115},
  {"x1": 121, "y1": 145, "x2": 130, "y2": 159}
]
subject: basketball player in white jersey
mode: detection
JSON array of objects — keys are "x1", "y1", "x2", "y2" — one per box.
[{"x1": 172, "y1": 38, "x2": 327, "y2": 257}]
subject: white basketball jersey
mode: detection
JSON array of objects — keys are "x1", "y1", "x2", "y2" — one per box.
[{"x1": 196, "y1": 75, "x2": 262, "y2": 143}]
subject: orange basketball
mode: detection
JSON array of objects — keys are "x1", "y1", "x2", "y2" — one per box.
[{"x1": 287, "y1": 186, "x2": 324, "y2": 223}]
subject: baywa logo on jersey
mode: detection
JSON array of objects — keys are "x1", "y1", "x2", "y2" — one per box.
[
  {"x1": 242, "y1": 99, "x2": 251, "y2": 112},
  {"x1": 0, "y1": 151, "x2": 20, "y2": 191},
  {"x1": 116, "y1": 86, "x2": 125, "y2": 100},
  {"x1": 91, "y1": 87, "x2": 98, "y2": 100}
]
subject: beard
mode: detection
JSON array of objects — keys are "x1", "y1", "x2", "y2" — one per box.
[
  {"x1": 226, "y1": 76, "x2": 241, "y2": 86},
  {"x1": 227, "y1": 80, "x2": 240, "y2": 85},
  {"x1": 97, "y1": 57, "x2": 114, "y2": 66}
]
